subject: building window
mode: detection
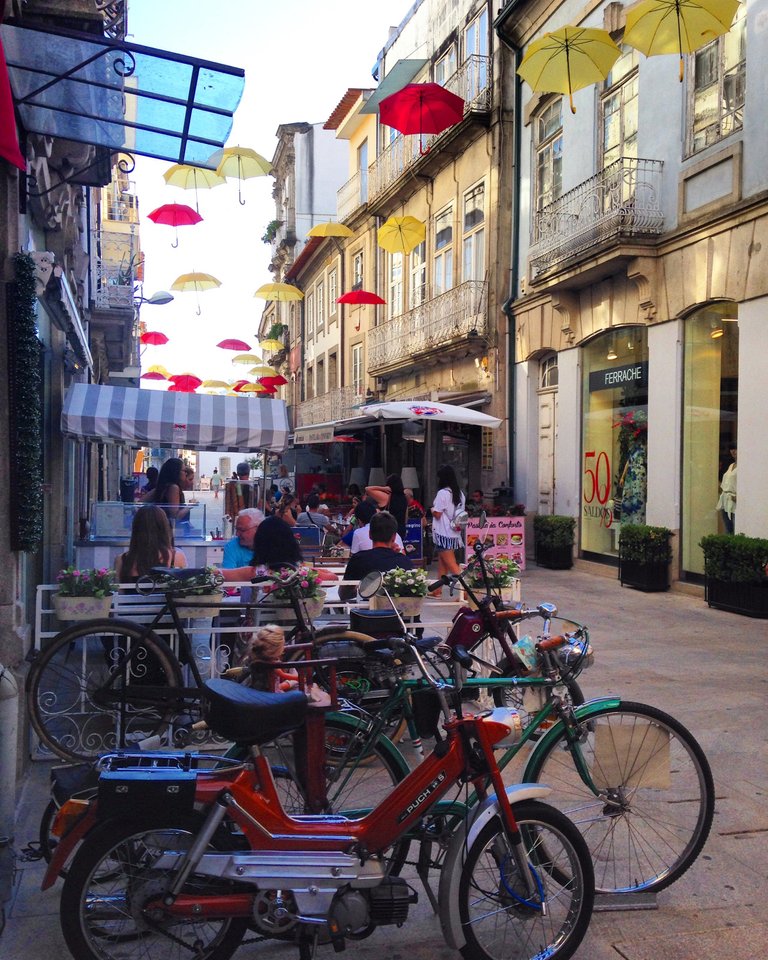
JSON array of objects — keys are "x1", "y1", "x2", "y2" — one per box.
[
  {"x1": 534, "y1": 99, "x2": 563, "y2": 213},
  {"x1": 464, "y1": 7, "x2": 488, "y2": 100},
  {"x1": 409, "y1": 241, "x2": 427, "y2": 308},
  {"x1": 580, "y1": 327, "x2": 648, "y2": 559},
  {"x1": 352, "y1": 251, "x2": 364, "y2": 290},
  {"x1": 306, "y1": 292, "x2": 314, "y2": 340},
  {"x1": 681, "y1": 303, "x2": 739, "y2": 575},
  {"x1": 540, "y1": 353, "x2": 559, "y2": 389},
  {"x1": 316, "y1": 357, "x2": 325, "y2": 396},
  {"x1": 687, "y1": 2, "x2": 745, "y2": 156},
  {"x1": 433, "y1": 206, "x2": 453, "y2": 296},
  {"x1": 328, "y1": 350, "x2": 338, "y2": 391},
  {"x1": 481, "y1": 427, "x2": 494, "y2": 471},
  {"x1": 306, "y1": 364, "x2": 314, "y2": 400},
  {"x1": 358, "y1": 139, "x2": 369, "y2": 204},
  {"x1": 316, "y1": 280, "x2": 325, "y2": 334},
  {"x1": 388, "y1": 252, "x2": 403, "y2": 318},
  {"x1": 601, "y1": 46, "x2": 638, "y2": 169},
  {"x1": 289, "y1": 303, "x2": 296, "y2": 342},
  {"x1": 435, "y1": 45, "x2": 457, "y2": 86},
  {"x1": 328, "y1": 269, "x2": 338, "y2": 317},
  {"x1": 351, "y1": 343, "x2": 363, "y2": 395},
  {"x1": 462, "y1": 183, "x2": 485, "y2": 282}
]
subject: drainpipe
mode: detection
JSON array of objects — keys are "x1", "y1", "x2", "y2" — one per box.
[{"x1": 0, "y1": 665, "x2": 19, "y2": 843}]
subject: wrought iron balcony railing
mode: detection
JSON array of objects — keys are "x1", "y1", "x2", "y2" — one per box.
[
  {"x1": 337, "y1": 169, "x2": 367, "y2": 223},
  {"x1": 297, "y1": 385, "x2": 364, "y2": 426},
  {"x1": 368, "y1": 55, "x2": 492, "y2": 203},
  {"x1": 90, "y1": 229, "x2": 137, "y2": 310},
  {"x1": 367, "y1": 280, "x2": 488, "y2": 374},
  {"x1": 529, "y1": 157, "x2": 664, "y2": 279}
]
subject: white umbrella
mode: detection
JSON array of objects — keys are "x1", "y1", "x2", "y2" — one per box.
[{"x1": 360, "y1": 400, "x2": 502, "y2": 429}]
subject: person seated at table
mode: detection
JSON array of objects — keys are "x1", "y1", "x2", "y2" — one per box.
[
  {"x1": 467, "y1": 488, "x2": 486, "y2": 517},
  {"x1": 350, "y1": 504, "x2": 405, "y2": 554},
  {"x1": 296, "y1": 493, "x2": 331, "y2": 529},
  {"x1": 115, "y1": 505, "x2": 187, "y2": 583},
  {"x1": 339, "y1": 512, "x2": 412, "y2": 602},
  {"x1": 274, "y1": 488, "x2": 299, "y2": 526},
  {"x1": 219, "y1": 516, "x2": 337, "y2": 584},
  {"x1": 139, "y1": 466, "x2": 159, "y2": 501},
  {"x1": 222, "y1": 507, "x2": 264, "y2": 568}
]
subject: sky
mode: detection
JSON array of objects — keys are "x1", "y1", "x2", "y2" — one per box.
[{"x1": 127, "y1": 0, "x2": 411, "y2": 386}]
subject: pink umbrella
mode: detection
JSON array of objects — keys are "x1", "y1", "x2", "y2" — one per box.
[
  {"x1": 337, "y1": 290, "x2": 386, "y2": 305},
  {"x1": 140, "y1": 371, "x2": 167, "y2": 381},
  {"x1": 216, "y1": 339, "x2": 251, "y2": 351},
  {"x1": 140, "y1": 331, "x2": 169, "y2": 346},
  {"x1": 259, "y1": 375, "x2": 288, "y2": 387},
  {"x1": 168, "y1": 373, "x2": 202, "y2": 391},
  {"x1": 147, "y1": 203, "x2": 203, "y2": 248}
]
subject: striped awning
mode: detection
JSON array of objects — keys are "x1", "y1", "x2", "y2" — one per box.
[{"x1": 62, "y1": 384, "x2": 289, "y2": 452}]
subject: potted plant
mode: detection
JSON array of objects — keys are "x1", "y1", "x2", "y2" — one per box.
[
  {"x1": 700, "y1": 534, "x2": 768, "y2": 618},
  {"x1": 618, "y1": 524, "x2": 673, "y2": 592},
  {"x1": 375, "y1": 567, "x2": 430, "y2": 618},
  {"x1": 259, "y1": 564, "x2": 327, "y2": 621},
  {"x1": 464, "y1": 555, "x2": 521, "y2": 605},
  {"x1": 53, "y1": 566, "x2": 117, "y2": 621},
  {"x1": 533, "y1": 515, "x2": 576, "y2": 569},
  {"x1": 159, "y1": 567, "x2": 225, "y2": 618}
]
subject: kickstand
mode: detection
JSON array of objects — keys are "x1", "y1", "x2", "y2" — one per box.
[
  {"x1": 298, "y1": 931, "x2": 319, "y2": 960},
  {"x1": 416, "y1": 840, "x2": 440, "y2": 914}
]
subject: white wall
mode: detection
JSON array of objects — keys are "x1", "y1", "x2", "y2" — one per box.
[
  {"x1": 553, "y1": 347, "x2": 581, "y2": 519},
  {"x1": 735, "y1": 295, "x2": 768, "y2": 537},
  {"x1": 513, "y1": 358, "x2": 537, "y2": 507},
  {"x1": 646, "y1": 320, "x2": 682, "y2": 530},
  {"x1": 294, "y1": 124, "x2": 348, "y2": 245}
]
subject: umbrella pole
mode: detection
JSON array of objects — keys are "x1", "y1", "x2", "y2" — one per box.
[
  {"x1": 566, "y1": 45, "x2": 576, "y2": 114},
  {"x1": 238, "y1": 156, "x2": 246, "y2": 206}
]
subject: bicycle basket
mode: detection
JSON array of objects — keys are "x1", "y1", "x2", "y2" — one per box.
[{"x1": 554, "y1": 637, "x2": 594, "y2": 675}]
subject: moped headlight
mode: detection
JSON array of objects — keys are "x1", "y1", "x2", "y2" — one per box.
[{"x1": 481, "y1": 707, "x2": 523, "y2": 746}]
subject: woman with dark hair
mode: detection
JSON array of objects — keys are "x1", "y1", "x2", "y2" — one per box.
[
  {"x1": 384, "y1": 473, "x2": 407, "y2": 537},
  {"x1": 144, "y1": 457, "x2": 194, "y2": 522},
  {"x1": 220, "y1": 515, "x2": 337, "y2": 584},
  {"x1": 430, "y1": 463, "x2": 466, "y2": 582},
  {"x1": 115, "y1": 505, "x2": 187, "y2": 582}
]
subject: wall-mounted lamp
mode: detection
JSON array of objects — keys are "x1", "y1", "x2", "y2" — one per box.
[
  {"x1": 134, "y1": 290, "x2": 174, "y2": 307},
  {"x1": 710, "y1": 322, "x2": 724, "y2": 340},
  {"x1": 606, "y1": 337, "x2": 618, "y2": 361}
]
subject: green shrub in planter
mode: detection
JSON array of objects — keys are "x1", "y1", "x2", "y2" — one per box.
[
  {"x1": 699, "y1": 534, "x2": 768, "y2": 583},
  {"x1": 533, "y1": 515, "x2": 576, "y2": 548},
  {"x1": 619, "y1": 525, "x2": 673, "y2": 564}
]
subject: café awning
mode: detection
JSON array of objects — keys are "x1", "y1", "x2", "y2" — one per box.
[
  {"x1": 1, "y1": 21, "x2": 244, "y2": 167},
  {"x1": 62, "y1": 383, "x2": 289, "y2": 452}
]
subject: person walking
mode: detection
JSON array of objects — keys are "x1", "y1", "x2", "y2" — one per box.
[
  {"x1": 143, "y1": 458, "x2": 194, "y2": 524},
  {"x1": 210, "y1": 468, "x2": 222, "y2": 500},
  {"x1": 430, "y1": 463, "x2": 466, "y2": 586}
]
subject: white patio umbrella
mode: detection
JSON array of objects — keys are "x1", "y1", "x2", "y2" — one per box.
[{"x1": 360, "y1": 400, "x2": 502, "y2": 429}]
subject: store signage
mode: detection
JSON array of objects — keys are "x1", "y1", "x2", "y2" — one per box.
[
  {"x1": 465, "y1": 517, "x2": 526, "y2": 571},
  {"x1": 293, "y1": 424, "x2": 336, "y2": 444},
  {"x1": 589, "y1": 361, "x2": 648, "y2": 392}
]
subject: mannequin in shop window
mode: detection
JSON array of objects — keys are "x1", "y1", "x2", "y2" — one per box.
[
  {"x1": 716, "y1": 444, "x2": 737, "y2": 534},
  {"x1": 613, "y1": 409, "x2": 647, "y2": 526}
]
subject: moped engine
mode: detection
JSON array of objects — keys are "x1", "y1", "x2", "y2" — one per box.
[{"x1": 330, "y1": 877, "x2": 416, "y2": 938}]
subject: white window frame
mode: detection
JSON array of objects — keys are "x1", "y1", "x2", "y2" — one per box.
[
  {"x1": 462, "y1": 182, "x2": 485, "y2": 283},
  {"x1": 534, "y1": 98, "x2": 563, "y2": 214},
  {"x1": 306, "y1": 292, "x2": 315, "y2": 340},
  {"x1": 316, "y1": 279, "x2": 325, "y2": 334},
  {"x1": 464, "y1": 8, "x2": 488, "y2": 100},
  {"x1": 351, "y1": 343, "x2": 363, "y2": 396},
  {"x1": 409, "y1": 241, "x2": 427, "y2": 309},
  {"x1": 600, "y1": 46, "x2": 639, "y2": 170},
  {"x1": 433, "y1": 205, "x2": 454, "y2": 296},
  {"x1": 328, "y1": 268, "x2": 338, "y2": 318},
  {"x1": 435, "y1": 45, "x2": 457, "y2": 86},
  {"x1": 388, "y1": 252, "x2": 404, "y2": 318},
  {"x1": 352, "y1": 251, "x2": 364, "y2": 290}
]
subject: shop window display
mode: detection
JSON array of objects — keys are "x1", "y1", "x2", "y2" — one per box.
[{"x1": 581, "y1": 327, "x2": 648, "y2": 559}]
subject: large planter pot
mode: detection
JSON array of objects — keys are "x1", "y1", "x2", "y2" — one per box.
[
  {"x1": 301, "y1": 590, "x2": 327, "y2": 621},
  {"x1": 619, "y1": 559, "x2": 670, "y2": 592},
  {"x1": 534, "y1": 543, "x2": 573, "y2": 570},
  {"x1": 53, "y1": 594, "x2": 113, "y2": 621},
  {"x1": 175, "y1": 591, "x2": 225, "y2": 618},
  {"x1": 369, "y1": 594, "x2": 424, "y2": 618},
  {"x1": 464, "y1": 579, "x2": 521, "y2": 608},
  {"x1": 705, "y1": 579, "x2": 768, "y2": 618}
]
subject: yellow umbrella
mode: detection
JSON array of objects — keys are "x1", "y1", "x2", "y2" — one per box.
[
  {"x1": 624, "y1": 0, "x2": 740, "y2": 81},
  {"x1": 254, "y1": 282, "x2": 304, "y2": 301},
  {"x1": 259, "y1": 339, "x2": 286, "y2": 353},
  {"x1": 146, "y1": 364, "x2": 170, "y2": 378},
  {"x1": 237, "y1": 382, "x2": 269, "y2": 393},
  {"x1": 518, "y1": 26, "x2": 621, "y2": 114},
  {"x1": 212, "y1": 146, "x2": 272, "y2": 205},
  {"x1": 307, "y1": 222, "x2": 354, "y2": 238},
  {"x1": 377, "y1": 215, "x2": 426, "y2": 255},
  {"x1": 163, "y1": 163, "x2": 226, "y2": 212},
  {"x1": 171, "y1": 272, "x2": 222, "y2": 315},
  {"x1": 201, "y1": 379, "x2": 230, "y2": 389},
  {"x1": 232, "y1": 353, "x2": 261, "y2": 365},
  {"x1": 248, "y1": 364, "x2": 278, "y2": 377}
]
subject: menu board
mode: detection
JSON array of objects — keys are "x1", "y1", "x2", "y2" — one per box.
[{"x1": 465, "y1": 516, "x2": 526, "y2": 571}]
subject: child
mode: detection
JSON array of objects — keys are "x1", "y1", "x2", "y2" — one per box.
[{"x1": 241, "y1": 624, "x2": 298, "y2": 692}]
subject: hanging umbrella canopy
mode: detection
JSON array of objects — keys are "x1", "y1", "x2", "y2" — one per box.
[
  {"x1": 254, "y1": 282, "x2": 304, "y2": 301},
  {"x1": 259, "y1": 374, "x2": 288, "y2": 387},
  {"x1": 337, "y1": 289, "x2": 386, "y2": 305},
  {"x1": 377, "y1": 216, "x2": 426, "y2": 255},
  {"x1": 140, "y1": 331, "x2": 169, "y2": 346},
  {"x1": 248, "y1": 364, "x2": 278, "y2": 377},
  {"x1": 171, "y1": 272, "x2": 222, "y2": 315},
  {"x1": 217, "y1": 339, "x2": 251, "y2": 351},
  {"x1": 237, "y1": 382, "x2": 269, "y2": 394},
  {"x1": 201, "y1": 379, "x2": 230, "y2": 389},
  {"x1": 146, "y1": 364, "x2": 170, "y2": 378},
  {"x1": 169, "y1": 373, "x2": 203, "y2": 391},
  {"x1": 623, "y1": 0, "x2": 740, "y2": 81},
  {"x1": 360, "y1": 400, "x2": 502, "y2": 429},
  {"x1": 163, "y1": 163, "x2": 226, "y2": 212},
  {"x1": 379, "y1": 82, "x2": 465, "y2": 141},
  {"x1": 213, "y1": 146, "x2": 271, "y2": 204},
  {"x1": 259, "y1": 338, "x2": 286, "y2": 353},
  {"x1": 146, "y1": 203, "x2": 202, "y2": 248},
  {"x1": 307, "y1": 222, "x2": 354, "y2": 238},
  {"x1": 232, "y1": 353, "x2": 261, "y2": 365},
  {"x1": 141, "y1": 371, "x2": 167, "y2": 381},
  {"x1": 518, "y1": 26, "x2": 621, "y2": 113}
]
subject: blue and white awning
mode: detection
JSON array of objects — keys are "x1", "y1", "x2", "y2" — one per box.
[{"x1": 62, "y1": 384, "x2": 289, "y2": 452}]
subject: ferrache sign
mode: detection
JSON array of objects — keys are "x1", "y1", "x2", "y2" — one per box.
[{"x1": 589, "y1": 361, "x2": 648, "y2": 392}]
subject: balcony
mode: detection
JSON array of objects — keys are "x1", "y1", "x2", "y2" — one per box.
[
  {"x1": 89, "y1": 229, "x2": 137, "y2": 372},
  {"x1": 529, "y1": 157, "x2": 664, "y2": 281},
  {"x1": 367, "y1": 280, "x2": 488, "y2": 376},
  {"x1": 337, "y1": 169, "x2": 367, "y2": 223},
  {"x1": 367, "y1": 55, "x2": 492, "y2": 206},
  {"x1": 297, "y1": 386, "x2": 364, "y2": 427}
]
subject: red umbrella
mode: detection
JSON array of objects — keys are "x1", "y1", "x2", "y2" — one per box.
[
  {"x1": 140, "y1": 331, "x2": 169, "y2": 346},
  {"x1": 147, "y1": 203, "x2": 203, "y2": 248},
  {"x1": 168, "y1": 373, "x2": 202, "y2": 391},
  {"x1": 337, "y1": 290, "x2": 386, "y2": 305},
  {"x1": 216, "y1": 339, "x2": 251, "y2": 351},
  {"x1": 140, "y1": 371, "x2": 167, "y2": 380},
  {"x1": 259, "y1": 375, "x2": 288, "y2": 388},
  {"x1": 380, "y1": 83, "x2": 465, "y2": 153}
]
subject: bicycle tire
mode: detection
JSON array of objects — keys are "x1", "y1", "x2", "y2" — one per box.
[
  {"x1": 458, "y1": 800, "x2": 594, "y2": 960},
  {"x1": 524, "y1": 700, "x2": 715, "y2": 893},
  {"x1": 27, "y1": 618, "x2": 183, "y2": 762},
  {"x1": 60, "y1": 814, "x2": 247, "y2": 960}
]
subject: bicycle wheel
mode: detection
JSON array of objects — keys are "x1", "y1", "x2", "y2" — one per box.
[
  {"x1": 458, "y1": 801, "x2": 594, "y2": 960},
  {"x1": 524, "y1": 701, "x2": 715, "y2": 893},
  {"x1": 27, "y1": 619, "x2": 183, "y2": 762},
  {"x1": 60, "y1": 815, "x2": 247, "y2": 960}
]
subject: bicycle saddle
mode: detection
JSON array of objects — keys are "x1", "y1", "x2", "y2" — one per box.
[{"x1": 203, "y1": 679, "x2": 308, "y2": 745}]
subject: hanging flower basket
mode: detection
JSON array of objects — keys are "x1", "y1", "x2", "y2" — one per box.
[{"x1": 53, "y1": 593, "x2": 114, "y2": 622}]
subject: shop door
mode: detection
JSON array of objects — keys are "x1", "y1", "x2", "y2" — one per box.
[{"x1": 538, "y1": 389, "x2": 557, "y2": 514}]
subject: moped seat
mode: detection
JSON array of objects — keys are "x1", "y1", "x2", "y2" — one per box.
[{"x1": 204, "y1": 679, "x2": 308, "y2": 745}]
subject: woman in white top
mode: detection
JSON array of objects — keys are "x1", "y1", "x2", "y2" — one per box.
[
  {"x1": 716, "y1": 444, "x2": 737, "y2": 534},
  {"x1": 430, "y1": 464, "x2": 466, "y2": 583}
]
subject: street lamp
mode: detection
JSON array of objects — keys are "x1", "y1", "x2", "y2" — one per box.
[{"x1": 135, "y1": 290, "x2": 174, "y2": 306}]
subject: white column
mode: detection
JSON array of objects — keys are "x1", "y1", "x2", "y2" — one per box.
[
  {"x1": 736, "y1": 297, "x2": 768, "y2": 536},
  {"x1": 646, "y1": 319, "x2": 682, "y2": 531}
]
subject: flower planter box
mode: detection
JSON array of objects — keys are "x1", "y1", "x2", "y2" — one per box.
[
  {"x1": 705, "y1": 579, "x2": 768, "y2": 618},
  {"x1": 464, "y1": 580, "x2": 521, "y2": 608},
  {"x1": 175, "y1": 591, "x2": 225, "y2": 618},
  {"x1": 53, "y1": 594, "x2": 114, "y2": 621},
  {"x1": 369, "y1": 594, "x2": 425, "y2": 618},
  {"x1": 534, "y1": 544, "x2": 573, "y2": 570},
  {"x1": 619, "y1": 560, "x2": 670, "y2": 592}
]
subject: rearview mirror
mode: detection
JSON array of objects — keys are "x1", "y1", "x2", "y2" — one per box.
[{"x1": 358, "y1": 570, "x2": 383, "y2": 600}]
